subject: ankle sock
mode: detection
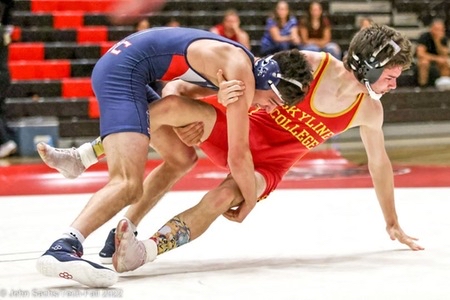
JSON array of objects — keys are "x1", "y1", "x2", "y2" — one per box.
[
  {"x1": 143, "y1": 239, "x2": 157, "y2": 262},
  {"x1": 62, "y1": 227, "x2": 85, "y2": 243},
  {"x1": 78, "y1": 142, "x2": 98, "y2": 168}
]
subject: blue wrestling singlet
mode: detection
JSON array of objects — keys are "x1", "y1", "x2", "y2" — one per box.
[{"x1": 91, "y1": 27, "x2": 255, "y2": 138}]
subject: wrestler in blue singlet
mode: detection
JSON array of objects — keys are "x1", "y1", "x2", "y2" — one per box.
[{"x1": 91, "y1": 27, "x2": 255, "y2": 138}]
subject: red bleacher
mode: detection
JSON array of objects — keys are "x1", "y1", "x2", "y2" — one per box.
[
  {"x1": 62, "y1": 78, "x2": 94, "y2": 97},
  {"x1": 53, "y1": 11, "x2": 84, "y2": 28},
  {"x1": 7, "y1": 0, "x2": 126, "y2": 123},
  {"x1": 9, "y1": 42, "x2": 45, "y2": 61},
  {"x1": 88, "y1": 96, "x2": 100, "y2": 119},
  {"x1": 100, "y1": 41, "x2": 116, "y2": 55},
  {"x1": 77, "y1": 26, "x2": 108, "y2": 43},
  {"x1": 30, "y1": 0, "x2": 124, "y2": 13},
  {"x1": 9, "y1": 60, "x2": 71, "y2": 80}
]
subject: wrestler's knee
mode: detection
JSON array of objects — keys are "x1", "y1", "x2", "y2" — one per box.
[
  {"x1": 151, "y1": 94, "x2": 183, "y2": 116},
  {"x1": 167, "y1": 148, "x2": 198, "y2": 173},
  {"x1": 108, "y1": 176, "x2": 144, "y2": 205}
]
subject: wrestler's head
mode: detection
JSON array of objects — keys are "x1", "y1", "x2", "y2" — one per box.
[
  {"x1": 254, "y1": 49, "x2": 313, "y2": 106},
  {"x1": 344, "y1": 24, "x2": 412, "y2": 99}
]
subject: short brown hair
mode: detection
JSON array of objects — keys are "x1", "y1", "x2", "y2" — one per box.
[{"x1": 273, "y1": 49, "x2": 313, "y2": 106}]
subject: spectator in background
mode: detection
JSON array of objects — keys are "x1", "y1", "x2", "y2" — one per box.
[
  {"x1": 260, "y1": 0, "x2": 301, "y2": 56},
  {"x1": 415, "y1": 18, "x2": 450, "y2": 88},
  {"x1": 298, "y1": 1, "x2": 342, "y2": 59},
  {"x1": 134, "y1": 17, "x2": 151, "y2": 32},
  {"x1": 210, "y1": 9, "x2": 250, "y2": 50},
  {"x1": 166, "y1": 17, "x2": 180, "y2": 27},
  {"x1": 0, "y1": 0, "x2": 17, "y2": 158},
  {"x1": 358, "y1": 16, "x2": 373, "y2": 30}
]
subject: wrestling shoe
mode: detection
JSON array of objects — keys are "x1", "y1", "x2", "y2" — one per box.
[
  {"x1": 99, "y1": 228, "x2": 138, "y2": 264},
  {"x1": 37, "y1": 142, "x2": 85, "y2": 179},
  {"x1": 0, "y1": 140, "x2": 17, "y2": 158},
  {"x1": 113, "y1": 219, "x2": 156, "y2": 273},
  {"x1": 36, "y1": 238, "x2": 118, "y2": 288},
  {"x1": 99, "y1": 229, "x2": 116, "y2": 264}
]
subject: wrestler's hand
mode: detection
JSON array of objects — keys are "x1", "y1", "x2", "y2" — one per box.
[
  {"x1": 217, "y1": 69, "x2": 245, "y2": 107},
  {"x1": 173, "y1": 122, "x2": 204, "y2": 146},
  {"x1": 223, "y1": 200, "x2": 256, "y2": 223},
  {"x1": 386, "y1": 224, "x2": 424, "y2": 251}
]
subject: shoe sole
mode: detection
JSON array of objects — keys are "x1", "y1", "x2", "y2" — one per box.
[
  {"x1": 112, "y1": 219, "x2": 128, "y2": 273},
  {"x1": 99, "y1": 256, "x2": 113, "y2": 264},
  {"x1": 0, "y1": 146, "x2": 17, "y2": 158},
  {"x1": 36, "y1": 255, "x2": 118, "y2": 288}
]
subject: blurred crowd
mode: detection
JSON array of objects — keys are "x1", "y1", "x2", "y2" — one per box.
[{"x1": 129, "y1": 0, "x2": 449, "y2": 90}]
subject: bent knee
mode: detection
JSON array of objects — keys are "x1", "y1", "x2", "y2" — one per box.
[
  {"x1": 152, "y1": 95, "x2": 184, "y2": 116},
  {"x1": 166, "y1": 148, "x2": 198, "y2": 173},
  {"x1": 108, "y1": 178, "x2": 143, "y2": 205}
]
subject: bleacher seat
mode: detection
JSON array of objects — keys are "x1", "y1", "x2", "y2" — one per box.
[
  {"x1": 5, "y1": 0, "x2": 450, "y2": 141},
  {"x1": 30, "y1": 0, "x2": 120, "y2": 13},
  {"x1": 53, "y1": 11, "x2": 84, "y2": 28},
  {"x1": 61, "y1": 78, "x2": 94, "y2": 98},
  {"x1": 5, "y1": 98, "x2": 90, "y2": 119},
  {"x1": 9, "y1": 42, "x2": 45, "y2": 61},
  {"x1": 9, "y1": 60, "x2": 71, "y2": 80}
]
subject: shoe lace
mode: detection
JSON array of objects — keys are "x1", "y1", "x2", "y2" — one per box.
[{"x1": 55, "y1": 147, "x2": 80, "y2": 159}]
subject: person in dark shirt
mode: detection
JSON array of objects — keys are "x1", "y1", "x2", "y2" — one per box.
[
  {"x1": 298, "y1": 1, "x2": 342, "y2": 59},
  {"x1": 416, "y1": 18, "x2": 450, "y2": 87}
]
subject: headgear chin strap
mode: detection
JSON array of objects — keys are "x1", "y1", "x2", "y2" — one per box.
[
  {"x1": 254, "y1": 55, "x2": 304, "y2": 103},
  {"x1": 349, "y1": 39, "x2": 401, "y2": 100}
]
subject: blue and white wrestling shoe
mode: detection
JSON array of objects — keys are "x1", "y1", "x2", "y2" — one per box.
[
  {"x1": 99, "y1": 228, "x2": 138, "y2": 264},
  {"x1": 99, "y1": 229, "x2": 116, "y2": 264},
  {"x1": 36, "y1": 238, "x2": 118, "y2": 287}
]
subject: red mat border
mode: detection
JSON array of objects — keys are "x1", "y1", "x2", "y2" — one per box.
[{"x1": 1, "y1": 155, "x2": 449, "y2": 196}]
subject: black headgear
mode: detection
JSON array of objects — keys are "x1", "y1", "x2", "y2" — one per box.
[{"x1": 349, "y1": 39, "x2": 401, "y2": 84}]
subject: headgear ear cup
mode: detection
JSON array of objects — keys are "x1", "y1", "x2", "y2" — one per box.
[
  {"x1": 350, "y1": 40, "x2": 401, "y2": 84},
  {"x1": 351, "y1": 54, "x2": 385, "y2": 84},
  {"x1": 253, "y1": 55, "x2": 305, "y2": 104},
  {"x1": 254, "y1": 55, "x2": 304, "y2": 90},
  {"x1": 360, "y1": 61, "x2": 385, "y2": 84}
]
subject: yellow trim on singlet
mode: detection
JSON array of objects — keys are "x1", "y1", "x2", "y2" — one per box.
[
  {"x1": 309, "y1": 53, "x2": 364, "y2": 118},
  {"x1": 312, "y1": 52, "x2": 328, "y2": 77},
  {"x1": 343, "y1": 93, "x2": 365, "y2": 130}
]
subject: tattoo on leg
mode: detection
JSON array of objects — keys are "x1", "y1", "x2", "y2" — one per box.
[
  {"x1": 91, "y1": 136, "x2": 104, "y2": 158},
  {"x1": 152, "y1": 216, "x2": 191, "y2": 254}
]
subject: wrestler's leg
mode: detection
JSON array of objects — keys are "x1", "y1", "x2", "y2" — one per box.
[
  {"x1": 113, "y1": 172, "x2": 267, "y2": 272},
  {"x1": 98, "y1": 125, "x2": 199, "y2": 263}
]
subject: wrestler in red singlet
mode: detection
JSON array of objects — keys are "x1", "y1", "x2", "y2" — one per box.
[
  {"x1": 212, "y1": 23, "x2": 239, "y2": 43},
  {"x1": 200, "y1": 53, "x2": 365, "y2": 198}
]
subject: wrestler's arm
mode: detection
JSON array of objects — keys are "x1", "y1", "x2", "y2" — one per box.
[
  {"x1": 170, "y1": 76, "x2": 244, "y2": 147},
  {"x1": 185, "y1": 41, "x2": 257, "y2": 222},
  {"x1": 359, "y1": 100, "x2": 424, "y2": 251},
  {"x1": 209, "y1": 48, "x2": 257, "y2": 222},
  {"x1": 162, "y1": 80, "x2": 217, "y2": 99}
]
